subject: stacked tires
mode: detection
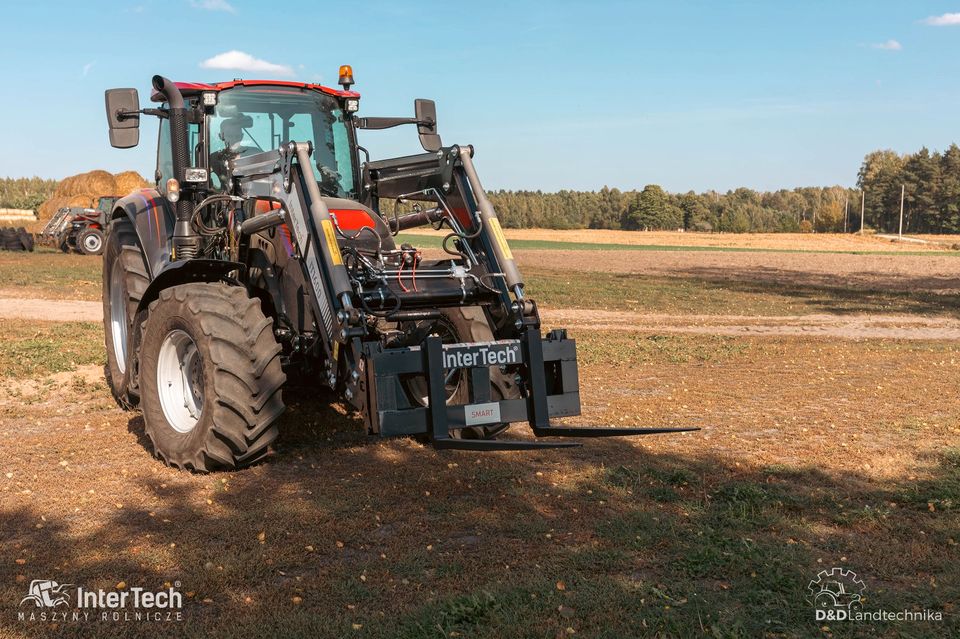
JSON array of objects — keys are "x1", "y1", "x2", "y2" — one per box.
[{"x1": 0, "y1": 227, "x2": 34, "y2": 252}]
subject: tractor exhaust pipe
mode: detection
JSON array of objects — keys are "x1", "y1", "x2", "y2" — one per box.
[{"x1": 152, "y1": 75, "x2": 199, "y2": 259}]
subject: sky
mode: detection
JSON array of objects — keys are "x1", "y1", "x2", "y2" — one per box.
[{"x1": 3, "y1": 1, "x2": 960, "y2": 193}]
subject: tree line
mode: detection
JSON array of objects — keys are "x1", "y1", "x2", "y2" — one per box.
[
  {"x1": 857, "y1": 146, "x2": 960, "y2": 234},
  {"x1": 486, "y1": 144, "x2": 960, "y2": 233},
  {"x1": 0, "y1": 177, "x2": 59, "y2": 210},
  {"x1": 487, "y1": 185, "x2": 857, "y2": 233},
  {"x1": 6, "y1": 143, "x2": 959, "y2": 233}
]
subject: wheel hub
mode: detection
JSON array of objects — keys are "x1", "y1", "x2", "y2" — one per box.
[
  {"x1": 83, "y1": 233, "x2": 101, "y2": 252},
  {"x1": 156, "y1": 329, "x2": 204, "y2": 433}
]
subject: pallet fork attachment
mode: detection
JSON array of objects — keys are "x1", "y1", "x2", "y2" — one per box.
[{"x1": 363, "y1": 327, "x2": 699, "y2": 451}]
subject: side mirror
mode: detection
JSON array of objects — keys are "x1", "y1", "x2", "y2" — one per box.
[
  {"x1": 105, "y1": 88, "x2": 140, "y2": 148},
  {"x1": 414, "y1": 98, "x2": 442, "y2": 152}
]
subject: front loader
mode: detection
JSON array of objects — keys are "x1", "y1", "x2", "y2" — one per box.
[{"x1": 101, "y1": 68, "x2": 694, "y2": 471}]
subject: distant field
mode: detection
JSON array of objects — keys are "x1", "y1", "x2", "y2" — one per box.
[
  {"x1": 4, "y1": 245, "x2": 960, "y2": 320},
  {"x1": 399, "y1": 228, "x2": 959, "y2": 254}
]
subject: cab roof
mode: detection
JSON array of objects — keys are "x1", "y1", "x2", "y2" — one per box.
[{"x1": 152, "y1": 80, "x2": 360, "y2": 103}]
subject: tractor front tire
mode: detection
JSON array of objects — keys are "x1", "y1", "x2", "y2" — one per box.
[
  {"x1": 139, "y1": 283, "x2": 285, "y2": 472},
  {"x1": 78, "y1": 228, "x2": 104, "y2": 255},
  {"x1": 102, "y1": 219, "x2": 149, "y2": 408}
]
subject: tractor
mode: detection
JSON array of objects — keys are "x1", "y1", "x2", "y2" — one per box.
[
  {"x1": 101, "y1": 68, "x2": 694, "y2": 471},
  {"x1": 39, "y1": 195, "x2": 117, "y2": 255}
]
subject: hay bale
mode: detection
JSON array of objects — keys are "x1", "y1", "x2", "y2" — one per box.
[
  {"x1": 36, "y1": 170, "x2": 149, "y2": 223},
  {"x1": 115, "y1": 171, "x2": 150, "y2": 195},
  {"x1": 55, "y1": 170, "x2": 117, "y2": 198},
  {"x1": 37, "y1": 194, "x2": 95, "y2": 222}
]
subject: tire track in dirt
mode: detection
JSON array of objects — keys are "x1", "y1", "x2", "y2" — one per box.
[{"x1": 2, "y1": 297, "x2": 959, "y2": 340}]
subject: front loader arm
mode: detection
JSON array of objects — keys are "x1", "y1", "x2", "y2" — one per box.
[{"x1": 232, "y1": 142, "x2": 365, "y2": 392}]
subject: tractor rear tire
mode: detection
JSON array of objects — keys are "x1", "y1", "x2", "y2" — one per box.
[
  {"x1": 102, "y1": 219, "x2": 149, "y2": 409},
  {"x1": 406, "y1": 306, "x2": 518, "y2": 440},
  {"x1": 138, "y1": 283, "x2": 286, "y2": 472},
  {"x1": 78, "y1": 228, "x2": 104, "y2": 255}
]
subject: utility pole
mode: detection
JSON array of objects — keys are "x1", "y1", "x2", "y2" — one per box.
[
  {"x1": 899, "y1": 184, "x2": 905, "y2": 237},
  {"x1": 860, "y1": 189, "x2": 865, "y2": 234},
  {"x1": 844, "y1": 194, "x2": 849, "y2": 233}
]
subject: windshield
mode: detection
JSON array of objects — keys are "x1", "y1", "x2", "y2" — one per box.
[{"x1": 209, "y1": 86, "x2": 355, "y2": 197}]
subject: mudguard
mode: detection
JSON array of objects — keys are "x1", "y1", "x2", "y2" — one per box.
[
  {"x1": 136, "y1": 259, "x2": 245, "y2": 315},
  {"x1": 109, "y1": 188, "x2": 175, "y2": 278}
]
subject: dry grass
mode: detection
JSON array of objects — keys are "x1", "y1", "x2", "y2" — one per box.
[
  {"x1": 0, "y1": 326, "x2": 957, "y2": 637},
  {"x1": 1, "y1": 233, "x2": 958, "y2": 636},
  {"x1": 0, "y1": 250, "x2": 102, "y2": 301},
  {"x1": 402, "y1": 227, "x2": 956, "y2": 253}
]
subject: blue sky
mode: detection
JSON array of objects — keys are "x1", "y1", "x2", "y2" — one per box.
[{"x1": 3, "y1": 1, "x2": 960, "y2": 192}]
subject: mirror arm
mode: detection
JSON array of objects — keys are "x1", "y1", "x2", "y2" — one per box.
[
  {"x1": 117, "y1": 107, "x2": 166, "y2": 122},
  {"x1": 356, "y1": 117, "x2": 434, "y2": 131}
]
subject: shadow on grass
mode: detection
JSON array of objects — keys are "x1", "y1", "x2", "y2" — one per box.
[
  {"x1": 618, "y1": 267, "x2": 960, "y2": 318},
  {"x1": 1, "y1": 413, "x2": 957, "y2": 638}
]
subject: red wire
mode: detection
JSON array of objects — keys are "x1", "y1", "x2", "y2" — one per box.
[
  {"x1": 411, "y1": 250, "x2": 420, "y2": 292},
  {"x1": 397, "y1": 254, "x2": 410, "y2": 292}
]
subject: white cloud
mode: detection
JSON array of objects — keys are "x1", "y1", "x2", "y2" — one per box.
[
  {"x1": 871, "y1": 39, "x2": 902, "y2": 51},
  {"x1": 190, "y1": 0, "x2": 235, "y2": 13},
  {"x1": 82, "y1": 61, "x2": 95, "y2": 77},
  {"x1": 200, "y1": 50, "x2": 294, "y2": 77},
  {"x1": 922, "y1": 12, "x2": 960, "y2": 26}
]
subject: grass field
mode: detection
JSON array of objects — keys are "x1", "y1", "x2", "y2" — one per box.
[
  {"x1": 1, "y1": 328, "x2": 957, "y2": 638},
  {"x1": 4, "y1": 246, "x2": 960, "y2": 319},
  {"x1": 0, "y1": 233, "x2": 957, "y2": 637},
  {"x1": 0, "y1": 249, "x2": 101, "y2": 300},
  {"x1": 397, "y1": 229, "x2": 960, "y2": 255}
]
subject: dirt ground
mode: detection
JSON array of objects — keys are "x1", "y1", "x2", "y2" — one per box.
[
  {"x1": 515, "y1": 250, "x2": 960, "y2": 295},
  {"x1": 4, "y1": 297, "x2": 960, "y2": 341},
  {"x1": 0, "y1": 241, "x2": 957, "y2": 637}
]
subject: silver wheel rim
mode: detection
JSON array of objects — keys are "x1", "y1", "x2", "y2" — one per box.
[
  {"x1": 83, "y1": 233, "x2": 101, "y2": 253},
  {"x1": 109, "y1": 264, "x2": 127, "y2": 374},
  {"x1": 157, "y1": 329, "x2": 204, "y2": 433}
]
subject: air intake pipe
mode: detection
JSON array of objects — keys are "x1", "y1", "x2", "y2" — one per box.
[{"x1": 152, "y1": 75, "x2": 199, "y2": 259}]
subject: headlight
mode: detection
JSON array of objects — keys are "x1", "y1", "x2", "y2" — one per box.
[
  {"x1": 166, "y1": 178, "x2": 180, "y2": 203},
  {"x1": 184, "y1": 167, "x2": 208, "y2": 183}
]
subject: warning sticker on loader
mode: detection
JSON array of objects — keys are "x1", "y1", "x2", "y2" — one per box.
[
  {"x1": 464, "y1": 402, "x2": 501, "y2": 426},
  {"x1": 486, "y1": 218, "x2": 514, "y2": 261},
  {"x1": 320, "y1": 219, "x2": 343, "y2": 265}
]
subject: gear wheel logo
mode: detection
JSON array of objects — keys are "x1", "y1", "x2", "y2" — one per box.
[{"x1": 808, "y1": 567, "x2": 866, "y2": 621}]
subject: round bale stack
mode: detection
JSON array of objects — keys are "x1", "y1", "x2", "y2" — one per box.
[{"x1": 36, "y1": 170, "x2": 150, "y2": 225}]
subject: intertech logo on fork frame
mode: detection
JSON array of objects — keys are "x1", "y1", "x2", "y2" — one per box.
[{"x1": 16, "y1": 578, "x2": 184, "y2": 624}]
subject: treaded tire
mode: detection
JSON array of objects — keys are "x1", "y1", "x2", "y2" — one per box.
[
  {"x1": 408, "y1": 306, "x2": 518, "y2": 440},
  {"x1": 102, "y1": 219, "x2": 149, "y2": 408},
  {"x1": 78, "y1": 228, "x2": 104, "y2": 255},
  {"x1": 139, "y1": 283, "x2": 285, "y2": 472},
  {"x1": 16, "y1": 228, "x2": 34, "y2": 252}
]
